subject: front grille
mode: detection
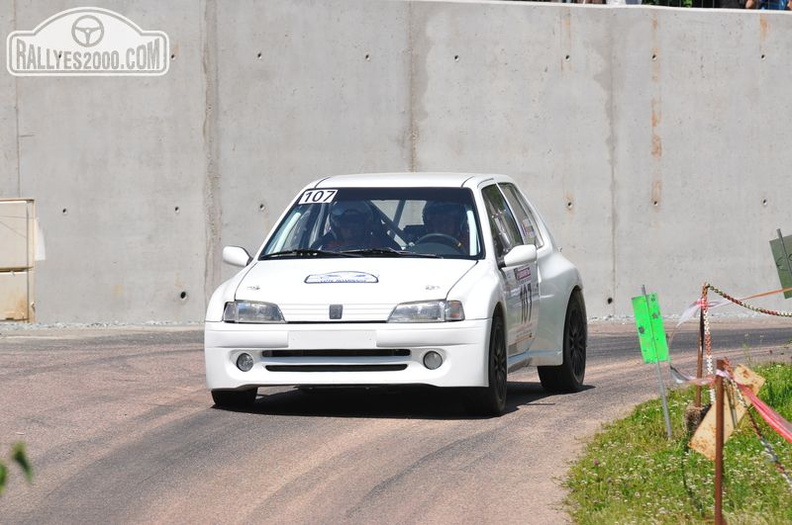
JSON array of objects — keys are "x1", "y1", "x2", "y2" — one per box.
[
  {"x1": 265, "y1": 364, "x2": 408, "y2": 372},
  {"x1": 262, "y1": 349, "x2": 410, "y2": 358},
  {"x1": 280, "y1": 303, "x2": 394, "y2": 322}
]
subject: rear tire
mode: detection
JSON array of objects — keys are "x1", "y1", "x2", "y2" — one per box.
[
  {"x1": 467, "y1": 314, "x2": 508, "y2": 416},
  {"x1": 211, "y1": 388, "x2": 257, "y2": 409},
  {"x1": 538, "y1": 290, "x2": 587, "y2": 393}
]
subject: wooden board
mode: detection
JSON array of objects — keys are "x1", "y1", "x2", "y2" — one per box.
[{"x1": 689, "y1": 365, "x2": 765, "y2": 461}]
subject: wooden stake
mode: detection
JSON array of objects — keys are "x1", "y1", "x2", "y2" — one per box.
[{"x1": 714, "y1": 359, "x2": 725, "y2": 525}]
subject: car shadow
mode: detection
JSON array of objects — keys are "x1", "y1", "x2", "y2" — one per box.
[
  {"x1": 213, "y1": 381, "x2": 595, "y2": 420},
  {"x1": 506, "y1": 382, "x2": 596, "y2": 412}
]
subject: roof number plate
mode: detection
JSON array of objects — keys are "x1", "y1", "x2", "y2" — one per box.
[{"x1": 298, "y1": 189, "x2": 338, "y2": 205}]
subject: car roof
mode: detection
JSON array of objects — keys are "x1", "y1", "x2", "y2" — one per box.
[{"x1": 308, "y1": 172, "x2": 513, "y2": 189}]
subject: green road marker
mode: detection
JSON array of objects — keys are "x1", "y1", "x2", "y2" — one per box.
[
  {"x1": 632, "y1": 292, "x2": 669, "y2": 364},
  {"x1": 633, "y1": 287, "x2": 672, "y2": 439}
]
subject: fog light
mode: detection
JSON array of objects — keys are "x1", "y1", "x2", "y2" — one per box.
[
  {"x1": 423, "y1": 351, "x2": 443, "y2": 370},
  {"x1": 236, "y1": 353, "x2": 254, "y2": 372}
]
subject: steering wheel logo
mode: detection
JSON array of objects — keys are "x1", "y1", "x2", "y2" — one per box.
[{"x1": 71, "y1": 15, "x2": 104, "y2": 47}]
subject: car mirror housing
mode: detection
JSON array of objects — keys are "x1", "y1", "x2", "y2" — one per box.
[
  {"x1": 222, "y1": 246, "x2": 252, "y2": 267},
  {"x1": 502, "y1": 244, "x2": 537, "y2": 268}
]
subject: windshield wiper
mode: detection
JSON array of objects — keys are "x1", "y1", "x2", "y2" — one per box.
[
  {"x1": 259, "y1": 249, "x2": 358, "y2": 260},
  {"x1": 341, "y1": 248, "x2": 441, "y2": 258}
]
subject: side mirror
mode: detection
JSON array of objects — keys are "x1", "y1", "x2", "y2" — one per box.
[
  {"x1": 223, "y1": 246, "x2": 252, "y2": 267},
  {"x1": 502, "y1": 244, "x2": 537, "y2": 268}
]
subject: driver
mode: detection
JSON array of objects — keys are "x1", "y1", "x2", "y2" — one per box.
[
  {"x1": 422, "y1": 201, "x2": 468, "y2": 251},
  {"x1": 318, "y1": 200, "x2": 400, "y2": 251}
]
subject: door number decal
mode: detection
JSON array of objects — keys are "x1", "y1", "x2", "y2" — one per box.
[{"x1": 519, "y1": 283, "x2": 533, "y2": 323}]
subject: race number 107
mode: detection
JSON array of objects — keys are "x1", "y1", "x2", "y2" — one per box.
[{"x1": 298, "y1": 189, "x2": 338, "y2": 205}]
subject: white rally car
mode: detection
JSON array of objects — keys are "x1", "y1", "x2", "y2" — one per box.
[{"x1": 204, "y1": 173, "x2": 586, "y2": 415}]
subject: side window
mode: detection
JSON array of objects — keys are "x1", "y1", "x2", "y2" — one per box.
[
  {"x1": 482, "y1": 185, "x2": 523, "y2": 258},
  {"x1": 499, "y1": 183, "x2": 544, "y2": 248}
]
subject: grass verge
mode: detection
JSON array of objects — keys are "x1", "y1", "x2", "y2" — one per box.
[{"x1": 565, "y1": 362, "x2": 792, "y2": 524}]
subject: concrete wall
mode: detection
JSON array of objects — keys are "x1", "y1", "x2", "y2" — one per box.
[
  {"x1": 1, "y1": 0, "x2": 791, "y2": 323},
  {"x1": 2, "y1": 0, "x2": 208, "y2": 323}
]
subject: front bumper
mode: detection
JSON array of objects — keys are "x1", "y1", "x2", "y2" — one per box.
[{"x1": 204, "y1": 319, "x2": 490, "y2": 390}]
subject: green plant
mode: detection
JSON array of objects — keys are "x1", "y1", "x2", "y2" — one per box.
[
  {"x1": 640, "y1": 0, "x2": 695, "y2": 6},
  {"x1": 0, "y1": 442, "x2": 33, "y2": 496},
  {"x1": 565, "y1": 363, "x2": 792, "y2": 524}
]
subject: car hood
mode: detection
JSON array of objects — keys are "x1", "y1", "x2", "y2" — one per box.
[{"x1": 233, "y1": 258, "x2": 477, "y2": 322}]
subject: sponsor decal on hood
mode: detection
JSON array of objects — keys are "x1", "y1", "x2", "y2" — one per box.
[{"x1": 305, "y1": 271, "x2": 378, "y2": 284}]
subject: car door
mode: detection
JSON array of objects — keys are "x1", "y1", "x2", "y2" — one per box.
[
  {"x1": 498, "y1": 182, "x2": 542, "y2": 345},
  {"x1": 481, "y1": 185, "x2": 536, "y2": 358}
]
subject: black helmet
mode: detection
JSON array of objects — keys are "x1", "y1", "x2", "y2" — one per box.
[
  {"x1": 423, "y1": 201, "x2": 465, "y2": 225},
  {"x1": 330, "y1": 200, "x2": 373, "y2": 230}
]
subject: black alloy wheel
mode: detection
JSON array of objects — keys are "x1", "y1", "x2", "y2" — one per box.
[
  {"x1": 538, "y1": 290, "x2": 587, "y2": 393},
  {"x1": 467, "y1": 314, "x2": 508, "y2": 416},
  {"x1": 211, "y1": 388, "x2": 257, "y2": 409}
]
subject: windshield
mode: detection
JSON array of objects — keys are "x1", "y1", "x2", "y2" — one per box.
[{"x1": 261, "y1": 187, "x2": 483, "y2": 259}]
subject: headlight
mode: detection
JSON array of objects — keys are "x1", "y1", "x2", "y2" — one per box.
[
  {"x1": 388, "y1": 300, "x2": 465, "y2": 323},
  {"x1": 223, "y1": 301, "x2": 285, "y2": 323}
]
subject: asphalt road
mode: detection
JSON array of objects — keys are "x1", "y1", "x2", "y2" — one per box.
[{"x1": 1, "y1": 320, "x2": 790, "y2": 524}]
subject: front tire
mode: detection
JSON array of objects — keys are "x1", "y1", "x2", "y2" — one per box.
[
  {"x1": 538, "y1": 290, "x2": 587, "y2": 393},
  {"x1": 211, "y1": 388, "x2": 257, "y2": 409},
  {"x1": 467, "y1": 314, "x2": 508, "y2": 416}
]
